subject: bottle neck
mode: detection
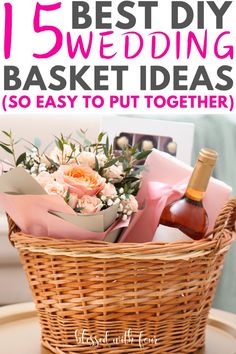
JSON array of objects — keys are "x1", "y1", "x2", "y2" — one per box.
[
  {"x1": 185, "y1": 160, "x2": 215, "y2": 202},
  {"x1": 185, "y1": 188, "x2": 205, "y2": 202}
]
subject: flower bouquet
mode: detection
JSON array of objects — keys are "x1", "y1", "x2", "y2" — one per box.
[{"x1": 0, "y1": 130, "x2": 151, "y2": 242}]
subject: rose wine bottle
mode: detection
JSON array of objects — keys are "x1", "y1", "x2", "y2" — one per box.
[{"x1": 157, "y1": 148, "x2": 218, "y2": 241}]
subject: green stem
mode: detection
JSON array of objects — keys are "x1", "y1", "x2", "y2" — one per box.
[{"x1": 10, "y1": 137, "x2": 17, "y2": 166}]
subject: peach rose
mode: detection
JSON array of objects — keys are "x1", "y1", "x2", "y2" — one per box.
[
  {"x1": 36, "y1": 171, "x2": 54, "y2": 188},
  {"x1": 100, "y1": 183, "x2": 117, "y2": 198},
  {"x1": 78, "y1": 195, "x2": 102, "y2": 214},
  {"x1": 78, "y1": 151, "x2": 96, "y2": 168},
  {"x1": 55, "y1": 164, "x2": 106, "y2": 198}
]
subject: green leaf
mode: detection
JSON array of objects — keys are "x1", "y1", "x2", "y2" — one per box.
[
  {"x1": 103, "y1": 144, "x2": 108, "y2": 157},
  {"x1": 95, "y1": 156, "x2": 99, "y2": 172},
  {"x1": 123, "y1": 166, "x2": 132, "y2": 173},
  {"x1": 130, "y1": 144, "x2": 138, "y2": 155},
  {"x1": 109, "y1": 144, "x2": 113, "y2": 155},
  {"x1": 123, "y1": 176, "x2": 140, "y2": 183},
  {"x1": 106, "y1": 136, "x2": 109, "y2": 153},
  {"x1": 89, "y1": 143, "x2": 102, "y2": 148},
  {"x1": 16, "y1": 152, "x2": 27, "y2": 166},
  {"x1": 45, "y1": 155, "x2": 60, "y2": 168},
  {"x1": 131, "y1": 166, "x2": 145, "y2": 176},
  {"x1": 124, "y1": 184, "x2": 129, "y2": 194},
  {"x1": 132, "y1": 184, "x2": 140, "y2": 196},
  {"x1": 33, "y1": 159, "x2": 40, "y2": 165},
  {"x1": 0, "y1": 143, "x2": 13, "y2": 154},
  {"x1": 0, "y1": 141, "x2": 11, "y2": 146},
  {"x1": 70, "y1": 143, "x2": 76, "y2": 151},
  {"x1": 55, "y1": 138, "x2": 64, "y2": 151},
  {"x1": 103, "y1": 158, "x2": 118, "y2": 169},
  {"x1": 21, "y1": 139, "x2": 39, "y2": 151},
  {"x1": 14, "y1": 139, "x2": 23, "y2": 145},
  {"x1": 117, "y1": 156, "x2": 124, "y2": 162},
  {"x1": 122, "y1": 159, "x2": 129, "y2": 171},
  {"x1": 76, "y1": 130, "x2": 92, "y2": 146},
  {"x1": 2, "y1": 130, "x2": 12, "y2": 138},
  {"x1": 74, "y1": 207, "x2": 83, "y2": 213},
  {"x1": 135, "y1": 150, "x2": 152, "y2": 161},
  {"x1": 98, "y1": 132, "x2": 106, "y2": 143},
  {"x1": 64, "y1": 189, "x2": 71, "y2": 203}
]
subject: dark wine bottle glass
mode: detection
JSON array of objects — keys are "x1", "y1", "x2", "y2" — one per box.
[{"x1": 157, "y1": 148, "x2": 218, "y2": 241}]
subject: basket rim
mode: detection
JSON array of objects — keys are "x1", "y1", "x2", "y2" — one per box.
[
  {"x1": 10, "y1": 230, "x2": 232, "y2": 260},
  {"x1": 8, "y1": 197, "x2": 236, "y2": 260}
]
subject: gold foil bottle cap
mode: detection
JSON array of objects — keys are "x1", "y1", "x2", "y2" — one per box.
[
  {"x1": 186, "y1": 147, "x2": 218, "y2": 197},
  {"x1": 198, "y1": 148, "x2": 218, "y2": 166}
]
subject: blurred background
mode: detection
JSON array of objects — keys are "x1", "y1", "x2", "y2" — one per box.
[
  {"x1": 0, "y1": 114, "x2": 235, "y2": 313},
  {"x1": 130, "y1": 114, "x2": 236, "y2": 314},
  {"x1": 130, "y1": 114, "x2": 236, "y2": 193}
]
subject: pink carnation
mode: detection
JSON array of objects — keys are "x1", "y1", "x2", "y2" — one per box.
[
  {"x1": 104, "y1": 164, "x2": 124, "y2": 182},
  {"x1": 100, "y1": 183, "x2": 117, "y2": 198},
  {"x1": 44, "y1": 181, "x2": 66, "y2": 196},
  {"x1": 36, "y1": 171, "x2": 54, "y2": 188},
  {"x1": 121, "y1": 195, "x2": 138, "y2": 213},
  {"x1": 78, "y1": 151, "x2": 96, "y2": 168},
  {"x1": 78, "y1": 195, "x2": 102, "y2": 214}
]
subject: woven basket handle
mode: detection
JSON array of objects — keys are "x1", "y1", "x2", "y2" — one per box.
[
  {"x1": 211, "y1": 197, "x2": 236, "y2": 237},
  {"x1": 7, "y1": 214, "x2": 20, "y2": 245}
]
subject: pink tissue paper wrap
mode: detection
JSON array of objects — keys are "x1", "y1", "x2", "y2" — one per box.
[{"x1": 0, "y1": 193, "x2": 129, "y2": 241}]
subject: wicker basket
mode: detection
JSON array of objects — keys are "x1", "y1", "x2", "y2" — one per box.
[{"x1": 8, "y1": 198, "x2": 236, "y2": 354}]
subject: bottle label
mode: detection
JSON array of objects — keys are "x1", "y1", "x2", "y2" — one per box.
[{"x1": 153, "y1": 224, "x2": 193, "y2": 242}]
